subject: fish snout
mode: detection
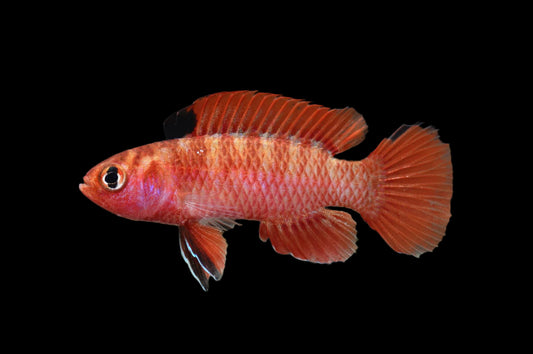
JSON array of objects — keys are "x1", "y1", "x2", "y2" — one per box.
[{"x1": 79, "y1": 175, "x2": 92, "y2": 195}]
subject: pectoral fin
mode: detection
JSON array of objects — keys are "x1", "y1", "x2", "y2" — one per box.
[{"x1": 179, "y1": 220, "x2": 233, "y2": 291}]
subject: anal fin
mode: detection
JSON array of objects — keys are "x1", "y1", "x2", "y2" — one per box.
[
  {"x1": 259, "y1": 209, "x2": 358, "y2": 264},
  {"x1": 179, "y1": 221, "x2": 230, "y2": 291}
]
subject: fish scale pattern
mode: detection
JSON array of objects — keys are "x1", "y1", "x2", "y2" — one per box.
[{"x1": 168, "y1": 134, "x2": 364, "y2": 221}]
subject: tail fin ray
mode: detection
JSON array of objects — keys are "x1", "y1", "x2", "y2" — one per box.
[{"x1": 361, "y1": 125, "x2": 452, "y2": 257}]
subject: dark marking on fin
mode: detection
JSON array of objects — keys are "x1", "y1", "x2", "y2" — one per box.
[{"x1": 163, "y1": 107, "x2": 197, "y2": 139}]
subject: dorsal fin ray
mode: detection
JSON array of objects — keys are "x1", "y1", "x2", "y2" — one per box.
[{"x1": 165, "y1": 91, "x2": 367, "y2": 155}]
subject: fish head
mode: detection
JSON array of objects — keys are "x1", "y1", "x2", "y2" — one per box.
[{"x1": 79, "y1": 149, "x2": 149, "y2": 221}]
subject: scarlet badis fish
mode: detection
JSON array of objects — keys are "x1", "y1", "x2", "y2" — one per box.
[{"x1": 80, "y1": 91, "x2": 453, "y2": 291}]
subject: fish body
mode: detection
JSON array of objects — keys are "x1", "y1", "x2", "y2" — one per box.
[{"x1": 80, "y1": 91, "x2": 452, "y2": 290}]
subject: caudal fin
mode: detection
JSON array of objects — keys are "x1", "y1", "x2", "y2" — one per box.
[{"x1": 360, "y1": 125, "x2": 452, "y2": 257}]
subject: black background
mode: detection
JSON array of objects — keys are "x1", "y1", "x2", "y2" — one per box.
[{"x1": 40, "y1": 10, "x2": 503, "y2": 348}]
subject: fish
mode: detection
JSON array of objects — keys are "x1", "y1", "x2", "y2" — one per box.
[{"x1": 80, "y1": 90, "x2": 453, "y2": 291}]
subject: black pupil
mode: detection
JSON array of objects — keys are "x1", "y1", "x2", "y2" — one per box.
[{"x1": 104, "y1": 166, "x2": 119, "y2": 188}]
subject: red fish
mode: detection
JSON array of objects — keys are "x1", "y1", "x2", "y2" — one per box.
[{"x1": 80, "y1": 91, "x2": 452, "y2": 290}]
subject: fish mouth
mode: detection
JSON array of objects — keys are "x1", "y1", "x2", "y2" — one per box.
[{"x1": 79, "y1": 176, "x2": 91, "y2": 194}]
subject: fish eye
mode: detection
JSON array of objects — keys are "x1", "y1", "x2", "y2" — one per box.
[{"x1": 100, "y1": 165, "x2": 126, "y2": 191}]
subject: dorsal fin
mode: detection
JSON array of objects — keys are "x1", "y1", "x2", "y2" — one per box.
[{"x1": 164, "y1": 91, "x2": 367, "y2": 155}]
